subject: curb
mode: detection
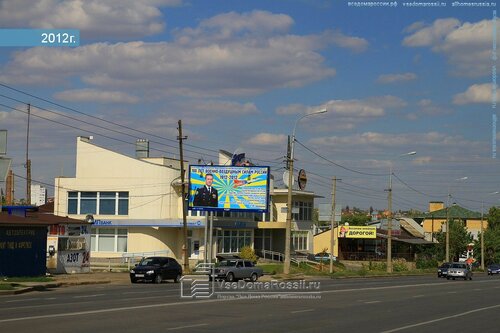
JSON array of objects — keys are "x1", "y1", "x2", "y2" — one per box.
[{"x1": 0, "y1": 280, "x2": 113, "y2": 296}]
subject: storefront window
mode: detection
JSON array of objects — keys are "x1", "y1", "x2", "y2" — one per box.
[
  {"x1": 216, "y1": 229, "x2": 252, "y2": 253},
  {"x1": 91, "y1": 228, "x2": 128, "y2": 252}
]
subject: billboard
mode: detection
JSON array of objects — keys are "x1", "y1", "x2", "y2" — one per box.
[
  {"x1": 338, "y1": 226, "x2": 376, "y2": 239},
  {"x1": 188, "y1": 165, "x2": 270, "y2": 212}
]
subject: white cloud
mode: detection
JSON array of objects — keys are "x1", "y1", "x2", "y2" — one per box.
[
  {"x1": 0, "y1": 10, "x2": 368, "y2": 97},
  {"x1": 54, "y1": 89, "x2": 139, "y2": 104},
  {"x1": 309, "y1": 132, "x2": 479, "y2": 149},
  {"x1": 403, "y1": 18, "x2": 460, "y2": 47},
  {"x1": 414, "y1": 99, "x2": 452, "y2": 116},
  {"x1": 377, "y1": 72, "x2": 417, "y2": 84},
  {"x1": 247, "y1": 133, "x2": 287, "y2": 146},
  {"x1": 403, "y1": 18, "x2": 498, "y2": 77},
  {"x1": 184, "y1": 100, "x2": 259, "y2": 115},
  {"x1": 276, "y1": 104, "x2": 308, "y2": 115},
  {"x1": 0, "y1": 0, "x2": 181, "y2": 39},
  {"x1": 412, "y1": 156, "x2": 432, "y2": 165},
  {"x1": 453, "y1": 83, "x2": 497, "y2": 105}
]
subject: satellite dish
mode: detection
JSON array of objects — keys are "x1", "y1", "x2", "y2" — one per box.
[
  {"x1": 85, "y1": 214, "x2": 94, "y2": 224},
  {"x1": 283, "y1": 170, "x2": 295, "y2": 188}
]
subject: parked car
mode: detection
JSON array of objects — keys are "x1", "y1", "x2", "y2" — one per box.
[
  {"x1": 130, "y1": 256, "x2": 182, "y2": 283},
  {"x1": 314, "y1": 252, "x2": 336, "y2": 262},
  {"x1": 487, "y1": 263, "x2": 500, "y2": 275},
  {"x1": 446, "y1": 262, "x2": 472, "y2": 280},
  {"x1": 437, "y1": 262, "x2": 451, "y2": 278},
  {"x1": 209, "y1": 259, "x2": 263, "y2": 282}
]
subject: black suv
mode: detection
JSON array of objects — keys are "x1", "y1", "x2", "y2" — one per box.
[{"x1": 130, "y1": 256, "x2": 182, "y2": 283}]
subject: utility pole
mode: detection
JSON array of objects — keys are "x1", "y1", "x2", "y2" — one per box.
[
  {"x1": 6, "y1": 170, "x2": 14, "y2": 205},
  {"x1": 387, "y1": 165, "x2": 393, "y2": 273},
  {"x1": 284, "y1": 135, "x2": 293, "y2": 274},
  {"x1": 177, "y1": 120, "x2": 189, "y2": 273},
  {"x1": 329, "y1": 176, "x2": 338, "y2": 274},
  {"x1": 26, "y1": 103, "x2": 31, "y2": 205},
  {"x1": 446, "y1": 193, "x2": 451, "y2": 263},
  {"x1": 481, "y1": 202, "x2": 484, "y2": 270}
]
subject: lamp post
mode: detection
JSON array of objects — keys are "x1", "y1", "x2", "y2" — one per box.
[
  {"x1": 445, "y1": 176, "x2": 468, "y2": 263},
  {"x1": 386, "y1": 151, "x2": 416, "y2": 273},
  {"x1": 284, "y1": 108, "x2": 327, "y2": 275}
]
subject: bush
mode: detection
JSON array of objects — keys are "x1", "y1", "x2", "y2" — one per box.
[
  {"x1": 369, "y1": 261, "x2": 387, "y2": 271},
  {"x1": 416, "y1": 257, "x2": 438, "y2": 269},
  {"x1": 392, "y1": 258, "x2": 409, "y2": 272},
  {"x1": 239, "y1": 246, "x2": 257, "y2": 263}
]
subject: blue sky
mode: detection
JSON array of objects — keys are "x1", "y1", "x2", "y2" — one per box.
[{"x1": 0, "y1": 0, "x2": 498, "y2": 213}]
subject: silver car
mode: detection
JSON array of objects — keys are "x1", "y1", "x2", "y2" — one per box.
[
  {"x1": 210, "y1": 259, "x2": 263, "y2": 282},
  {"x1": 446, "y1": 262, "x2": 472, "y2": 280}
]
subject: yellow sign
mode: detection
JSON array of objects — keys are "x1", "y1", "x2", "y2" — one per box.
[{"x1": 338, "y1": 226, "x2": 376, "y2": 239}]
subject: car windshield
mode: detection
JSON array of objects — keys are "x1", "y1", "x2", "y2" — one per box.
[
  {"x1": 138, "y1": 258, "x2": 160, "y2": 266},
  {"x1": 218, "y1": 260, "x2": 237, "y2": 267},
  {"x1": 440, "y1": 263, "x2": 451, "y2": 268},
  {"x1": 451, "y1": 263, "x2": 466, "y2": 269}
]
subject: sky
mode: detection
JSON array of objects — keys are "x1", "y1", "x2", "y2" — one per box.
[{"x1": 0, "y1": 0, "x2": 498, "y2": 214}]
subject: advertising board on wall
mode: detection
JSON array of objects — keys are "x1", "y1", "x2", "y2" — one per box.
[
  {"x1": 338, "y1": 225, "x2": 377, "y2": 239},
  {"x1": 188, "y1": 165, "x2": 270, "y2": 212}
]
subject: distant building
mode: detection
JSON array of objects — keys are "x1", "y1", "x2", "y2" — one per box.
[{"x1": 31, "y1": 184, "x2": 47, "y2": 206}]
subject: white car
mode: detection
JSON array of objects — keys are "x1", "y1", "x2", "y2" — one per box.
[{"x1": 446, "y1": 262, "x2": 472, "y2": 280}]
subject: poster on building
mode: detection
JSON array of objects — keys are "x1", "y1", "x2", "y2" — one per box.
[
  {"x1": 338, "y1": 225, "x2": 376, "y2": 239},
  {"x1": 188, "y1": 165, "x2": 270, "y2": 212}
]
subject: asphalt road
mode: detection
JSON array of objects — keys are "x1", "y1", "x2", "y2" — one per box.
[{"x1": 1, "y1": 274, "x2": 500, "y2": 332}]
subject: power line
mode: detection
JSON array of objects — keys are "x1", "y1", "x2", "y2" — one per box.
[{"x1": 294, "y1": 139, "x2": 386, "y2": 176}]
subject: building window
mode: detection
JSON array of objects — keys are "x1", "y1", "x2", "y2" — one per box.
[
  {"x1": 293, "y1": 201, "x2": 313, "y2": 221},
  {"x1": 91, "y1": 228, "x2": 128, "y2": 252},
  {"x1": 292, "y1": 231, "x2": 308, "y2": 251},
  {"x1": 67, "y1": 191, "x2": 129, "y2": 215},
  {"x1": 216, "y1": 229, "x2": 252, "y2": 253}
]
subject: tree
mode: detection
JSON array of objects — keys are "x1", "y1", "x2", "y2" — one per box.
[
  {"x1": 475, "y1": 207, "x2": 500, "y2": 264},
  {"x1": 341, "y1": 213, "x2": 370, "y2": 226},
  {"x1": 434, "y1": 219, "x2": 473, "y2": 261}
]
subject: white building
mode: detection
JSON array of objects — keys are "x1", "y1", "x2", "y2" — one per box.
[
  {"x1": 53, "y1": 137, "x2": 317, "y2": 265},
  {"x1": 31, "y1": 184, "x2": 47, "y2": 206}
]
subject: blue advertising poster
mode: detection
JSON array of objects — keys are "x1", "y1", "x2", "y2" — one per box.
[{"x1": 188, "y1": 165, "x2": 270, "y2": 212}]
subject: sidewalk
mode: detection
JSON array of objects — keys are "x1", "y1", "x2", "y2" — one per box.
[{"x1": 0, "y1": 271, "x2": 131, "y2": 296}]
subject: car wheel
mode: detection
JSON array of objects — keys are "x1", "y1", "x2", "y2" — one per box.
[
  {"x1": 250, "y1": 273, "x2": 258, "y2": 282},
  {"x1": 130, "y1": 278, "x2": 137, "y2": 284},
  {"x1": 446, "y1": 277, "x2": 450, "y2": 280},
  {"x1": 452, "y1": 277, "x2": 455, "y2": 280},
  {"x1": 226, "y1": 273, "x2": 235, "y2": 282},
  {"x1": 155, "y1": 274, "x2": 162, "y2": 284},
  {"x1": 469, "y1": 276, "x2": 472, "y2": 280},
  {"x1": 174, "y1": 273, "x2": 181, "y2": 283}
]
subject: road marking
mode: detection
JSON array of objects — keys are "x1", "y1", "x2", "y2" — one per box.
[
  {"x1": 5, "y1": 298, "x2": 38, "y2": 303},
  {"x1": 0, "y1": 298, "x2": 239, "y2": 323},
  {"x1": 166, "y1": 324, "x2": 208, "y2": 331},
  {"x1": 122, "y1": 289, "x2": 178, "y2": 295},
  {"x1": 73, "y1": 294, "x2": 105, "y2": 299},
  {"x1": 291, "y1": 309, "x2": 315, "y2": 314},
  {"x1": 364, "y1": 301, "x2": 381, "y2": 304},
  {"x1": 473, "y1": 289, "x2": 482, "y2": 291},
  {"x1": 44, "y1": 298, "x2": 56, "y2": 300},
  {"x1": 447, "y1": 291, "x2": 457, "y2": 294},
  {"x1": 412, "y1": 295, "x2": 425, "y2": 298},
  {"x1": 381, "y1": 304, "x2": 500, "y2": 332}
]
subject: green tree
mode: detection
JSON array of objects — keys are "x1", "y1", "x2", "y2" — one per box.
[
  {"x1": 476, "y1": 207, "x2": 500, "y2": 264},
  {"x1": 434, "y1": 219, "x2": 473, "y2": 261},
  {"x1": 341, "y1": 213, "x2": 370, "y2": 226}
]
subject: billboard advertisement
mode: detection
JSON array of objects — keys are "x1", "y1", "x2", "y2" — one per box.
[
  {"x1": 188, "y1": 165, "x2": 270, "y2": 212},
  {"x1": 338, "y1": 226, "x2": 376, "y2": 239}
]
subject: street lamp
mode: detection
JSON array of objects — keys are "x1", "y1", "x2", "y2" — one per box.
[
  {"x1": 386, "y1": 151, "x2": 416, "y2": 273},
  {"x1": 284, "y1": 108, "x2": 327, "y2": 274},
  {"x1": 445, "y1": 176, "x2": 468, "y2": 262}
]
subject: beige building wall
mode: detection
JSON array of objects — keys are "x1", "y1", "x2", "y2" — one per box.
[
  {"x1": 422, "y1": 219, "x2": 446, "y2": 233},
  {"x1": 54, "y1": 137, "x2": 183, "y2": 220},
  {"x1": 313, "y1": 228, "x2": 339, "y2": 257}
]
